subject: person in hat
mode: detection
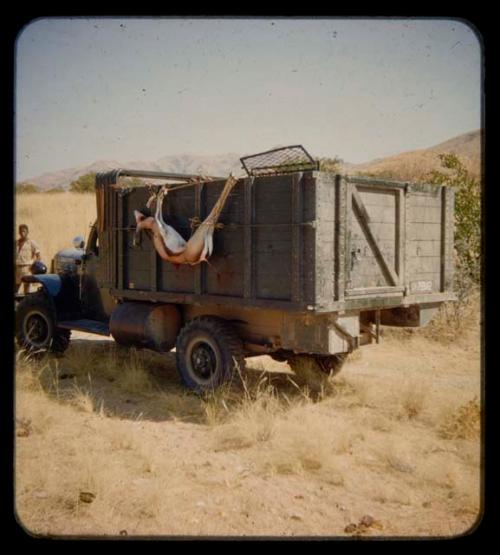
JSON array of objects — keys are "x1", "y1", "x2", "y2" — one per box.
[{"x1": 15, "y1": 224, "x2": 41, "y2": 294}]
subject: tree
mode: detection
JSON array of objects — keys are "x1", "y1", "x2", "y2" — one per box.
[
  {"x1": 16, "y1": 183, "x2": 40, "y2": 193},
  {"x1": 317, "y1": 156, "x2": 343, "y2": 173},
  {"x1": 69, "y1": 173, "x2": 96, "y2": 193},
  {"x1": 426, "y1": 153, "x2": 481, "y2": 294}
]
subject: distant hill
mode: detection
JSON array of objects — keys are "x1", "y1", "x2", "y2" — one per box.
[
  {"x1": 17, "y1": 130, "x2": 481, "y2": 191},
  {"x1": 347, "y1": 130, "x2": 481, "y2": 181}
]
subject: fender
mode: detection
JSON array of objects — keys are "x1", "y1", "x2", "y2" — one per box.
[
  {"x1": 22, "y1": 273, "x2": 62, "y2": 297},
  {"x1": 21, "y1": 273, "x2": 81, "y2": 319}
]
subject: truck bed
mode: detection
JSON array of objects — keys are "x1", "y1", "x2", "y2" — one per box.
[{"x1": 97, "y1": 171, "x2": 455, "y2": 313}]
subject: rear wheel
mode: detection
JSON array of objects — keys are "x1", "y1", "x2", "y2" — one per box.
[
  {"x1": 16, "y1": 291, "x2": 71, "y2": 355},
  {"x1": 175, "y1": 317, "x2": 244, "y2": 394}
]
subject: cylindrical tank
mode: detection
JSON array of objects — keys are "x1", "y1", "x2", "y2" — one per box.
[{"x1": 110, "y1": 302, "x2": 182, "y2": 351}]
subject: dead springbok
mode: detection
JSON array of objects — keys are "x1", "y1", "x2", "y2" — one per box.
[{"x1": 133, "y1": 174, "x2": 238, "y2": 265}]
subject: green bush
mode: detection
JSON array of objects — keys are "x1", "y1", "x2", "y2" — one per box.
[
  {"x1": 69, "y1": 173, "x2": 96, "y2": 193},
  {"x1": 317, "y1": 156, "x2": 343, "y2": 173},
  {"x1": 16, "y1": 183, "x2": 40, "y2": 193},
  {"x1": 426, "y1": 154, "x2": 481, "y2": 300}
]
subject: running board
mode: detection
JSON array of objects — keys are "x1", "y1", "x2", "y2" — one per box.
[{"x1": 58, "y1": 319, "x2": 111, "y2": 336}]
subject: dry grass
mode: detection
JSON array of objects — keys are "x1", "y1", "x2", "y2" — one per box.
[
  {"x1": 422, "y1": 288, "x2": 481, "y2": 345},
  {"x1": 15, "y1": 192, "x2": 96, "y2": 262},
  {"x1": 397, "y1": 379, "x2": 430, "y2": 421},
  {"x1": 438, "y1": 397, "x2": 481, "y2": 441},
  {"x1": 14, "y1": 190, "x2": 482, "y2": 537},
  {"x1": 14, "y1": 338, "x2": 482, "y2": 537}
]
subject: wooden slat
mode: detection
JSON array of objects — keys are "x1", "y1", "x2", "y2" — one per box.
[
  {"x1": 194, "y1": 183, "x2": 205, "y2": 295},
  {"x1": 396, "y1": 188, "x2": 405, "y2": 286},
  {"x1": 351, "y1": 185, "x2": 399, "y2": 287},
  {"x1": 335, "y1": 176, "x2": 346, "y2": 301},
  {"x1": 344, "y1": 180, "x2": 353, "y2": 290},
  {"x1": 110, "y1": 287, "x2": 307, "y2": 312},
  {"x1": 440, "y1": 186, "x2": 455, "y2": 292},
  {"x1": 118, "y1": 193, "x2": 124, "y2": 290},
  {"x1": 446, "y1": 188, "x2": 455, "y2": 291},
  {"x1": 291, "y1": 173, "x2": 303, "y2": 302},
  {"x1": 244, "y1": 177, "x2": 255, "y2": 299},
  {"x1": 150, "y1": 240, "x2": 157, "y2": 292}
]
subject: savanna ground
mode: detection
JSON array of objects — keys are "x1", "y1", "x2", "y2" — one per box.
[{"x1": 14, "y1": 193, "x2": 482, "y2": 538}]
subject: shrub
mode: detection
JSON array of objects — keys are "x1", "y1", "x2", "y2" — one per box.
[{"x1": 426, "y1": 154, "x2": 481, "y2": 293}]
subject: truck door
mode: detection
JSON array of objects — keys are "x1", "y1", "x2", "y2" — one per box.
[{"x1": 80, "y1": 223, "x2": 117, "y2": 321}]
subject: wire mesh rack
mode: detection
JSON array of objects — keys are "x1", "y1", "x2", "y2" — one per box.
[{"x1": 240, "y1": 145, "x2": 319, "y2": 177}]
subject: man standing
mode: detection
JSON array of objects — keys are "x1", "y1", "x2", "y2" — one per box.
[{"x1": 15, "y1": 224, "x2": 41, "y2": 294}]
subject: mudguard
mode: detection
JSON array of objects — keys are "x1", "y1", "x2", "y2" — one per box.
[
  {"x1": 21, "y1": 273, "x2": 81, "y2": 320},
  {"x1": 22, "y1": 273, "x2": 62, "y2": 297}
]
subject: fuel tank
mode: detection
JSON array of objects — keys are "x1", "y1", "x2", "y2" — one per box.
[{"x1": 110, "y1": 302, "x2": 182, "y2": 351}]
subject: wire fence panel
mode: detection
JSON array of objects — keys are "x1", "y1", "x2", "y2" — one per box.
[{"x1": 240, "y1": 145, "x2": 319, "y2": 177}]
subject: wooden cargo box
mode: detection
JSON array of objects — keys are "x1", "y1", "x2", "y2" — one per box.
[{"x1": 98, "y1": 171, "x2": 455, "y2": 314}]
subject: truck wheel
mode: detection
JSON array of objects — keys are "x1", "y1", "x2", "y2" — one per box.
[
  {"x1": 16, "y1": 291, "x2": 71, "y2": 355},
  {"x1": 175, "y1": 316, "x2": 244, "y2": 394}
]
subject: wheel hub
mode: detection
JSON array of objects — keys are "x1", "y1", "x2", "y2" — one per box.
[
  {"x1": 24, "y1": 312, "x2": 50, "y2": 346},
  {"x1": 190, "y1": 343, "x2": 217, "y2": 379}
]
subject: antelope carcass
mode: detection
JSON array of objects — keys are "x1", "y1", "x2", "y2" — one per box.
[{"x1": 133, "y1": 174, "x2": 238, "y2": 265}]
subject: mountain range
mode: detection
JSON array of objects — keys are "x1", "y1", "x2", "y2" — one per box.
[{"x1": 19, "y1": 130, "x2": 481, "y2": 191}]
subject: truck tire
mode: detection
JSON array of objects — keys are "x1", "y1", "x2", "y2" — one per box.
[
  {"x1": 175, "y1": 316, "x2": 245, "y2": 394},
  {"x1": 16, "y1": 291, "x2": 71, "y2": 355}
]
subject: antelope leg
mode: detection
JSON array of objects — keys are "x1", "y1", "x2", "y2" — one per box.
[
  {"x1": 133, "y1": 210, "x2": 146, "y2": 247},
  {"x1": 153, "y1": 189, "x2": 187, "y2": 254},
  {"x1": 180, "y1": 175, "x2": 238, "y2": 264}
]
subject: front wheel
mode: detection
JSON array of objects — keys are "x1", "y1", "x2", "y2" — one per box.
[
  {"x1": 175, "y1": 316, "x2": 244, "y2": 394},
  {"x1": 16, "y1": 291, "x2": 71, "y2": 355}
]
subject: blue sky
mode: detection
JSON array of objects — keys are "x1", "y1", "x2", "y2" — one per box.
[{"x1": 15, "y1": 17, "x2": 482, "y2": 181}]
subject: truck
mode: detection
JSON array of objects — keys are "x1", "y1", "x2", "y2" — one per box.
[{"x1": 15, "y1": 146, "x2": 456, "y2": 393}]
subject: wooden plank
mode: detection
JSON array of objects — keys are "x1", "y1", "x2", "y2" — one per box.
[
  {"x1": 404, "y1": 184, "x2": 410, "y2": 295},
  {"x1": 107, "y1": 188, "x2": 112, "y2": 287},
  {"x1": 150, "y1": 242, "x2": 157, "y2": 292},
  {"x1": 408, "y1": 223, "x2": 442, "y2": 241},
  {"x1": 335, "y1": 176, "x2": 346, "y2": 301},
  {"x1": 302, "y1": 225, "x2": 315, "y2": 303},
  {"x1": 291, "y1": 172, "x2": 303, "y2": 302},
  {"x1": 117, "y1": 192, "x2": 124, "y2": 290},
  {"x1": 344, "y1": 180, "x2": 353, "y2": 290},
  {"x1": 110, "y1": 288, "x2": 307, "y2": 312},
  {"x1": 346, "y1": 286, "x2": 406, "y2": 296},
  {"x1": 112, "y1": 189, "x2": 117, "y2": 288},
  {"x1": 440, "y1": 186, "x2": 446, "y2": 292},
  {"x1": 409, "y1": 240, "x2": 442, "y2": 256},
  {"x1": 347, "y1": 176, "x2": 406, "y2": 190},
  {"x1": 244, "y1": 177, "x2": 254, "y2": 299},
  {"x1": 351, "y1": 185, "x2": 398, "y2": 287},
  {"x1": 397, "y1": 188, "x2": 405, "y2": 286},
  {"x1": 445, "y1": 187, "x2": 455, "y2": 291},
  {"x1": 194, "y1": 183, "x2": 205, "y2": 295}
]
